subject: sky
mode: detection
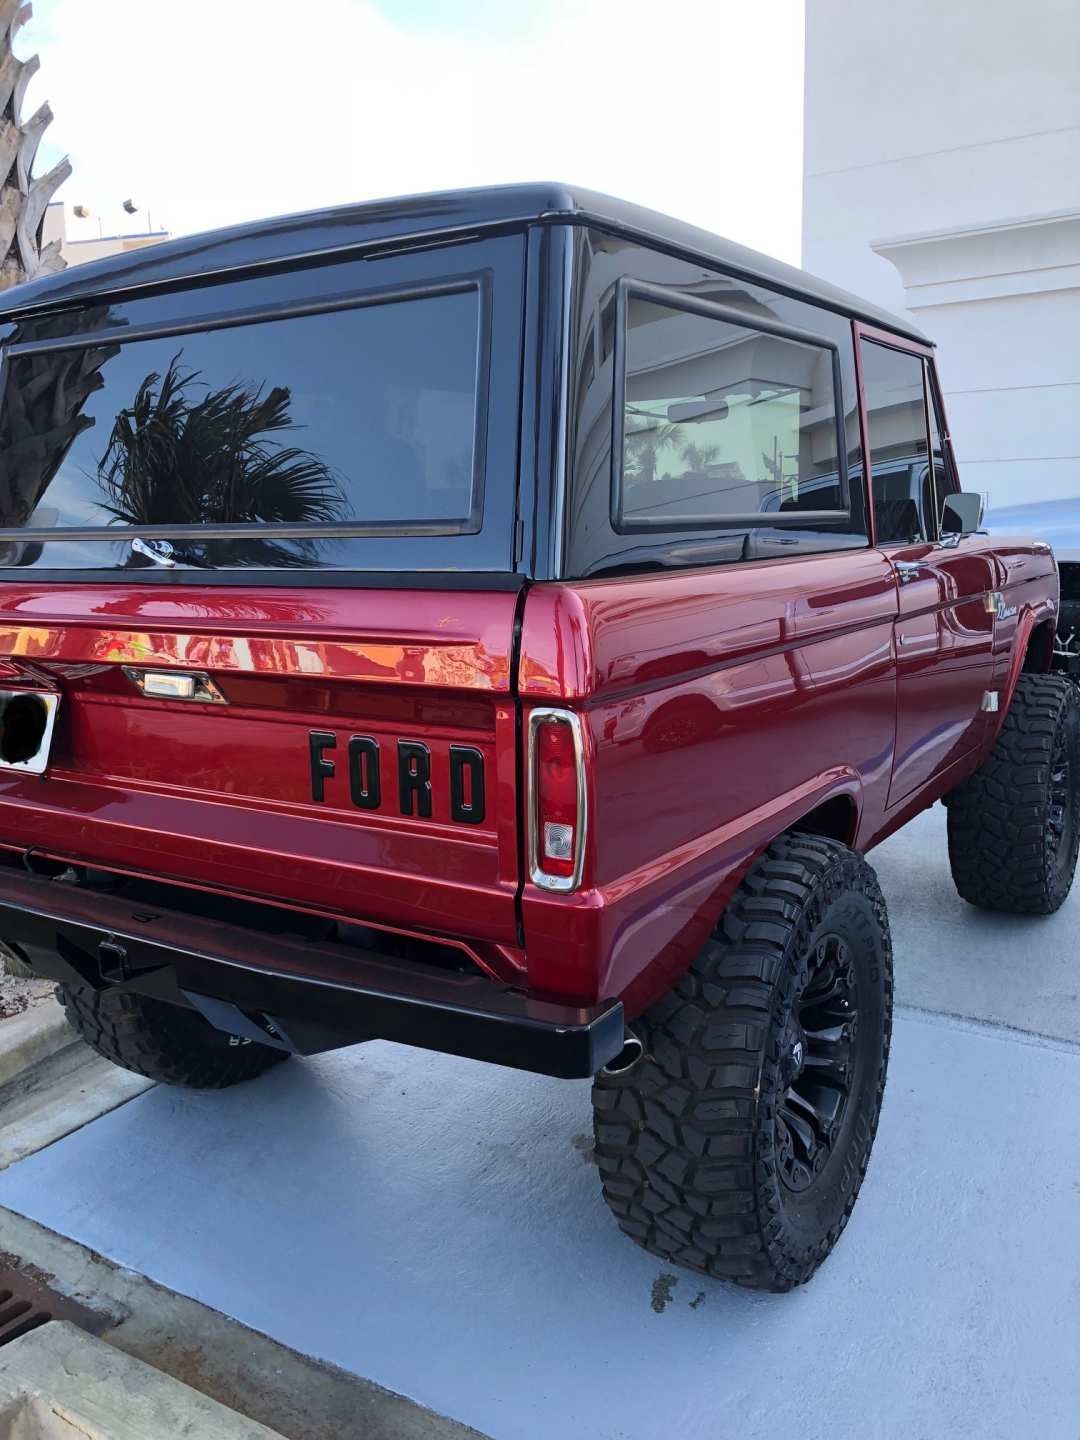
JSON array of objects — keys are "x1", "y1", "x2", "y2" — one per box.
[{"x1": 26, "y1": 0, "x2": 805, "y2": 262}]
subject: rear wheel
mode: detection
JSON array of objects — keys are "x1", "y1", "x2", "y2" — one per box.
[
  {"x1": 592, "y1": 834, "x2": 892, "y2": 1291},
  {"x1": 58, "y1": 983, "x2": 289, "y2": 1088},
  {"x1": 947, "y1": 672, "x2": 1080, "y2": 914}
]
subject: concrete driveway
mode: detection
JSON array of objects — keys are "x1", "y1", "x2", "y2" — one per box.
[{"x1": 0, "y1": 804, "x2": 1077, "y2": 1439}]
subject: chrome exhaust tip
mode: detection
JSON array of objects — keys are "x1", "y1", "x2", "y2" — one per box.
[{"x1": 600, "y1": 1029, "x2": 645, "y2": 1078}]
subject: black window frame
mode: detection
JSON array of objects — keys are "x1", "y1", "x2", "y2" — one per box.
[
  {"x1": 0, "y1": 231, "x2": 527, "y2": 584},
  {"x1": 611, "y1": 279, "x2": 853, "y2": 536},
  {"x1": 0, "y1": 275, "x2": 491, "y2": 545},
  {"x1": 925, "y1": 358, "x2": 961, "y2": 505}
]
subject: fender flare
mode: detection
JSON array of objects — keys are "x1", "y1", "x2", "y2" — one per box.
[{"x1": 996, "y1": 601, "x2": 1056, "y2": 740}]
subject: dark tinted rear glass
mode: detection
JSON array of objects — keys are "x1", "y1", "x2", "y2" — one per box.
[{"x1": 0, "y1": 286, "x2": 481, "y2": 569}]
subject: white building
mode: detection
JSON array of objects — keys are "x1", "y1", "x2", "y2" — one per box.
[
  {"x1": 802, "y1": 0, "x2": 1080, "y2": 552},
  {"x1": 42, "y1": 202, "x2": 170, "y2": 270}
]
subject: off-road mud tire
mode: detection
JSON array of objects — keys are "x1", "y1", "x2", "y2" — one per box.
[
  {"x1": 57, "y1": 983, "x2": 289, "y2": 1088},
  {"x1": 946, "y1": 672, "x2": 1080, "y2": 914},
  {"x1": 592, "y1": 834, "x2": 893, "y2": 1292}
]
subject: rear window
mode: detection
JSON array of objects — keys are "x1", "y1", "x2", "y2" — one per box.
[{"x1": 0, "y1": 281, "x2": 493, "y2": 573}]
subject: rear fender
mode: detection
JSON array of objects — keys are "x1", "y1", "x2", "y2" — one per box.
[
  {"x1": 524, "y1": 769, "x2": 864, "y2": 1020},
  {"x1": 613, "y1": 772, "x2": 864, "y2": 1018}
]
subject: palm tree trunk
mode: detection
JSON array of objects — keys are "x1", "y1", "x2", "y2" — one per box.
[{"x1": 0, "y1": 0, "x2": 69, "y2": 290}]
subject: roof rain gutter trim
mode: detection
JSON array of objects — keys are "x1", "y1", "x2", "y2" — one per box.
[
  {"x1": 0, "y1": 216, "x2": 537, "y2": 321},
  {"x1": 538, "y1": 205, "x2": 932, "y2": 346}
]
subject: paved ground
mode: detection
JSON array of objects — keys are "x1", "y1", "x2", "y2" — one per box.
[
  {"x1": 0, "y1": 1208, "x2": 483, "y2": 1440},
  {"x1": 0, "y1": 805, "x2": 1076, "y2": 1440},
  {"x1": 877, "y1": 806, "x2": 1080, "y2": 1041}
]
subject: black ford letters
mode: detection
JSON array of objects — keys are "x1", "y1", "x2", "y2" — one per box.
[{"x1": 309, "y1": 731, "x2": 484, "y2": 825}]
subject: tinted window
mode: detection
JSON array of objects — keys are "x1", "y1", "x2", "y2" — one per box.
[
  {"x1": 0, "y1": 287, "x2": 482, "y2": 569},
  {"x1": 619, "y1": 296, "x2": 847, "y2": 530},
  {"x1": 860, "y1": 340, "x2": 932, "y2": 545},
  {"x1": 563, "y1": 239, "x2": 869, "y2": 581}
]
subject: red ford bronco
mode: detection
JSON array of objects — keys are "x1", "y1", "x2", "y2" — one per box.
[{"x1": 0, "y1": 185, "x2": 1074, "y2": 1290}]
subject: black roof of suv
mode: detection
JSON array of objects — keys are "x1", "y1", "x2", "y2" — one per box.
[{"x1": 0, "y1": 183, "x2": 929, "y2": 343}]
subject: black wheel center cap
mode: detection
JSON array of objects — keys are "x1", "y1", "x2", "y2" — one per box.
[
  {"x1": 775, "y1": 933, "x2": 859, "y2": 1195},
  {"x1": 781, "y1": 1030, "x2": 806, "y2": 1084}
]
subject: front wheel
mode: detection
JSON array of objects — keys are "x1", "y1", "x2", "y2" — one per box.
[
  {"x1": 946, "y1": 672, "x2": 1080, "y2": 914},
  {"x1": 592, "y1": 834, "x2": 893, "y2": 1291}
]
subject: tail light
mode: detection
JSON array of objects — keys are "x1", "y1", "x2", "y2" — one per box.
[{"x1": 527, "y1": 708, "x2": 587, "y2": 892}]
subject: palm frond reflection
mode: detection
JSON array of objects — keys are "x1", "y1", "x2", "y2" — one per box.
[{"x1": 98, "y1": 355, "x2": 345, "y2": 567}]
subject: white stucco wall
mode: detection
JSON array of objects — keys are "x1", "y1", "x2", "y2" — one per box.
[{"x1": 803, "y1": 0, "x2": 1080, "y2": 550}]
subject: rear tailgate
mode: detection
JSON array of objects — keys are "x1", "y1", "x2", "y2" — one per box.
[{"x1": 0, "y1": 582, "x2": 522, "y2": 944}]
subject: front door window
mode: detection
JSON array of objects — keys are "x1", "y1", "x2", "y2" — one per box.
[{"x1": 860, "y1": 340, "x2": 934, "y2": 546}]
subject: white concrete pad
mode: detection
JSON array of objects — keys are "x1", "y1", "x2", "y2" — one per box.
[
  {"x1": 0, "y1": 1320, "x2": 285, "y2": 1438},
  {"x1": 0, "y1": 1009, "x2": 1076, "y2": 1440}
]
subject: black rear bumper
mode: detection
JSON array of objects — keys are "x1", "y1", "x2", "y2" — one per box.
[{"x1": 0, "y1": 869, "x2": 623, "y2": 1079}]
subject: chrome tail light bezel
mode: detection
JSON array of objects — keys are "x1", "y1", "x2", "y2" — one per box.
[{"x1": 526, "y1": 706, "x2": 588, "y2": 893}]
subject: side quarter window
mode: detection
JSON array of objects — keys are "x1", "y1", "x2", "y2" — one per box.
[
  {"x1": 562, "y1": 233, "x2": 871, "y2": 581},
  {"x1": 617, "y1": 293, "x2": 850, "y2": 533},
  {"x1": 859, "y1": 339, "x2": 934, "y2": 546},
  {"x1": 564, "y1": 285, "x2": 867, "y2": 577}
]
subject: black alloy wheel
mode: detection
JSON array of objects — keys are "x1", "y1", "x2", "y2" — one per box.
[{"x1": 776, "y1": 934, "x2": 858, "y2": 1194}]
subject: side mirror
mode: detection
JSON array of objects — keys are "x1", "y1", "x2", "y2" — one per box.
[{"x1": 941, "y1": 491, "x2": 984, "y2": 535}]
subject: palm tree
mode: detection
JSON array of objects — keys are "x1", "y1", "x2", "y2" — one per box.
[
  {"x1": 624, "y1": 411, "x2": 678, "y2": 488},
  {"x1": 679, "y1": 441, "x2": 721, "y2": 472},
  {"x1": 97, "y1": 356, "x2": 345, "y2": 566},
  {"x1": 0, "y1": 310, "x2": 118, "y2": 548},
  {"x1": 0, "y1": 0, "x2": 70, "y2": 289},
  {"x1": 625, "y1": 410, "x2": 721, "y2": 487}
]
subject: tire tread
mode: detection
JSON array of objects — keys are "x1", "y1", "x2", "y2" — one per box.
[
  {"x1": 592, "y1": 834, "x2": 893, "y2": 1291},
  {"x1": 947, "y1": 672, "x2": 1080, "y2": 914},
  {"x1": 58, "y1": 983, "x2": 288, "y2": 1088}
]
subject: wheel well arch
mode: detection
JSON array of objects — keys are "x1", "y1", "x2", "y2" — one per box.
[
  {"x1": 789, "y1": 793, "x2": 859, "y2": 847},
  {"x1": 1023, "y1": 617, "x2": 1055, "y2": 673}
]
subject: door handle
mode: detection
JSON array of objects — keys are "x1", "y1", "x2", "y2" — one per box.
[{"x1": 895, "y1": 561, "x2": 921, "y2": 585}]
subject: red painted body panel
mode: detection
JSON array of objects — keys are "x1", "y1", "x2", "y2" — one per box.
[
  {"x1": 0, "y1": 584, "x2": 516, "y2": 690},
  {"x1": 520, "y1": 551, "x2": 898, "y2": 1010},
  {"x1": 885, "y1": 539, "x2": 998, "y2": 804},
  {"x1": 0, "y1": 532, "x2": 1057, "y2": 1019},
  {"x1": 0, "y1": 585, "x2": 523, "y2": 959},
  {"x1": 518, "y1": 537, "x2": 1057, "y2": 1015}
]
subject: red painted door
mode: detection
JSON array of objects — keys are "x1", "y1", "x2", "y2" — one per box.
[
  {"x1": 857, "y1": 331, "x2": 996, "y2": 805},
  {"x1": 886, "y1": 539, "x2": 998, "y2": 802}
]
